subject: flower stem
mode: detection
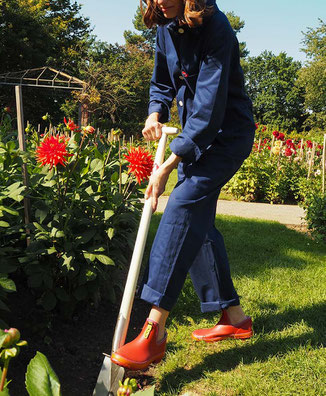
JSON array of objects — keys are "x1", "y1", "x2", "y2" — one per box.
[
  {"x1": 62, "y1": 132, "x2": 86, "y2": 200},
  {"x1": 0, "y1": 358, "x2": 10, "y2": 391}
]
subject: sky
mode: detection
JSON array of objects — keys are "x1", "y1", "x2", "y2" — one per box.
[{"x1": 76, "y1": 0, "x2": 325, "y2": 63}]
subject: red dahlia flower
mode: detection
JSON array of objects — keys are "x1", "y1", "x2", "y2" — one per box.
[
  {"x1": 284, "y1": 147, "x2": 293, "y2": 157},
  {"x1": 278, "y1": 132, "x2": 285, "y2": 141},
  {"x1": 36, "y1": 135, "x2": 73, "y2": 169},
  {"x1": 64, "y1": 117, "x2": 79, "y2": 132},
  {"x1": 124, "y1": 147, "x2": 154, "y2": 185},
  {"x1": 306, "y1": 140, "x2": 313, "y2": 149}
]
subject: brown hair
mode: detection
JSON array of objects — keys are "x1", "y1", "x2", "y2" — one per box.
[{"x1": 140, "y1": 0, "x2": 214, "y2": 29}]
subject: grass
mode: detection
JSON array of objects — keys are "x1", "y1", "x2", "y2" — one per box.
[{"x1": 143, "y1": 214, "x2": 326, "y2": 396}]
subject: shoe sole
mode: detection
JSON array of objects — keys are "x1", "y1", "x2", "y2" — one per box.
[
  {"x1": 192, "y1": 330, "x2": 253, "y2": 343},
  {"x1": 111, "y1": 352, "x2": 164, "y2": 371}
]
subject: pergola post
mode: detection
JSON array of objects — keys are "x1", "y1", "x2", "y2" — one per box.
[{"x1": 15, "y1": 85, "x2": 31, "y2": 240}]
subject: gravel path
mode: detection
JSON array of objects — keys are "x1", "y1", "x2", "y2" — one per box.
[{"x1": 152, "y1": 196, "x2": 306, "y2": 225}]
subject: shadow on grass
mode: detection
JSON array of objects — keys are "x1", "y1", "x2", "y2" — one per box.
[
  {"x1": 149, "y1": 215, "x2": 326, "y2": 324},
  {"x1": 159, "y1": 302, "x2": 326, "y2": 392},
  {"x1": 141, "y1": 214, "x2": 326, "y2": 391}
]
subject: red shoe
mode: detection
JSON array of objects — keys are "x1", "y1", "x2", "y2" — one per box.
[
  {"x1": 111, "y1": 319, "x2": 166, "y2": 371},
  {"x1": 192, "y1": 310, "x2": 253, "y2": 342}
]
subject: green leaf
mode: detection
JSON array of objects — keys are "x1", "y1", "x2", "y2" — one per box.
[
  {"x1": 50, "y1": 228, "x2": 64, "y2": 238},
  {"x1": 40, "y1": 291, "x2": 57, "y2": 311},
  {"x1": 121, "y1": 172, "x2": 129, "y2": 185},
  {"x1": 0, "y1": 276, "x2": 16, "y2": 293},
  {"x1": 47, "y1": 247, "x2": 57, "y2": 255},
  {"x1": 0, "y1": 206, "x2": 19, "y2": 216},
  {"x1": 42, "y1": 180, "x2": 57, "y2": 188},
  {"x1": 6, "y1": 182, "x2": 21, "y2": 191},
  {"x1": 33, "y1": 222, "x2": 47, "y2": 233},
  {"x1": 35, "y1": 208, "x2": 48, "y2": 224},
  {"x1": 55, "y1": 288, "x2": 70, "y2": 302},
  {"x1": 132, "y1": 386, "x2": 155, "y2": 395},
  {"x1": 104, "y1": 210, "x2": 114, "y2": 221},
  {"x1": 62, "y1": 254, "x2": 73, "y2": 269},
  {"x1": 83, "y1": 252, "x2": 96, "y2": 262},
  {"x1": 26, "y1": 351, "x2": 62, "y2": 396},
  {"x1": 6, "y1": 184, "x2": 25, "y2": 202},
  {"x1": 0, "y1": 300, "x2": 9, "y2": 311},
  {"x1": 0, "y1": 329, "x2": 8, "y2": 348},
  {"x1": 0, "y1": 221, "x2": 9, "y2": 228},
  {"x1": 96, "y1": 255, "x2": 115, "y2": 266},
  {"x1": 111, "y1": 171, "x2": 119, "y2": 183},
  {"x1": 76, "y1": 228, "x2": 97, "y2": 245},
  {"x1": 90, "y1": 158, "x2": 103, "y2": 174},
  {"x1": 107, "y1": 228, "x2": 115, "y2": 240}
]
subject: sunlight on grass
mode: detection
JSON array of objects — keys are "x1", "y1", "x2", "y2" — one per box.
[{"x1": 144, "y1": 214, "x2": 326, "y2": 396}]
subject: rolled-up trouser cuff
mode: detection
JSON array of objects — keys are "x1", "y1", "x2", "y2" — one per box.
[
  {"x1": 201, "y1": 297, "x2": 240, "y2": 313},
  {"x1": 140, "y1": 284, "x2": 175, "y2": 312}
]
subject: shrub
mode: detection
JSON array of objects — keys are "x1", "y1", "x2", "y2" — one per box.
[
  {"x1": 301, "y1": 193, "x2": 326, "y2": 243},
  {"x1": 0, "y1": 117, "x2": 153, "y2": 317}
]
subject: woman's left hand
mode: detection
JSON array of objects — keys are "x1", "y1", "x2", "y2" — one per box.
[
  {"x1": 145, "y1": 166, "x2": 170, "y2": 212},
  {"x1": 145, "y1": 153, "x2": 182, "y2": 212}
]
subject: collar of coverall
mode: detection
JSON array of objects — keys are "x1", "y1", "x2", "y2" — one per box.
[{"x1": 166, "y1": 0, "x2": 218, "y2": 34}]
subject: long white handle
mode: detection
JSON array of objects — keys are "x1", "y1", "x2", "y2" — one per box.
[{"x1": 112, "y1": 127, "x2": 178, "y2": 353}]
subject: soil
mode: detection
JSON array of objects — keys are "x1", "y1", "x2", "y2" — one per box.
[{"x1": 4, "y1": 279, "x2": 155, "y2": 396}]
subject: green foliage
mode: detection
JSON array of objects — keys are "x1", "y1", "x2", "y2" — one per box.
[
  {"x1": 301, "y1": 193, "x2": 326, "y2": 243},
  {"x1": 124, "y1": 6, "x2": 156, "y2": 55},
  {"x1": 298, "y1": 19, "x2": 326, "y2": 131},
  {"x1": 25, "y1": 352, "x2": 61, "y2": 396},
  {"x1": 75, "y1": 42, "x2": 154, "y2": 134},
  {"x1": 245, "y1": 51, "x2": 305, "y2": 130},
  {"x1": 0, "y1": 117, "x2": 149, "y2": 317},
  {"x1": 225, "y1": 11, "x2": 248, "y2": 58},
  {"x1": 0, "y1": 0, "x2": 91, "y2": 124},
  {"x1": 225, "y1": 132, "x2": 323, "y2": 204},
  {"x1": 20, "y1": 129, "x2": 143, "y2": 315},
  {"x1": 133, "y1": 386, "x2": 155, "y2": 395}
]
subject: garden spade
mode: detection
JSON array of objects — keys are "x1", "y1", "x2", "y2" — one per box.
[{"x1": 93, "y1": 126, "x2": 179, "y2": 396}]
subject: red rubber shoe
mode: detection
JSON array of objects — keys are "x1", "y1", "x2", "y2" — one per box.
[
  {"x1": 192, "y1": 310, "x2": 253, "y2": 342},
  {"x1": 111, "y1": 319, "x2": 166, "y2": 371}
]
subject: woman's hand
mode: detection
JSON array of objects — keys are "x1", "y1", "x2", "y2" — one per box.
[
  {"x1": 145, "y1": 153, "x2": 182, "y2": 212},
  {"x1": 142, "y1": 112, "x2": 163, "y2": 141},
  {"x1": 145, "y1": 166, "x2": 170, "y2": 212}
]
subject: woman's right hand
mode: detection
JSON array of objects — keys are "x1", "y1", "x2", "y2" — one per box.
[{"x1": 142, "y1": 112, "x2": 163, "y2": 141}]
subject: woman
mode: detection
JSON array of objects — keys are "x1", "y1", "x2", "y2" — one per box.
[{"x1": 111, "y1": 0, "x2": 255, "y2": 371}]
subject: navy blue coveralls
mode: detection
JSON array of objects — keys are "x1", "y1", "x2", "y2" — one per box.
[{"x1": 140, "y1": 0, "x2": 255, "y2": 313}]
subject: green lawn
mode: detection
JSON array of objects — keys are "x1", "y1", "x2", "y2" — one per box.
[{"x1": 144, "y1": 215, "x2": 326, "y2": 396}]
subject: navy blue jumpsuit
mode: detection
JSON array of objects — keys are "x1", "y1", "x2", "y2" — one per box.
[{"x1": 140, "y1": 0, "x2": 255, "y2": 313}]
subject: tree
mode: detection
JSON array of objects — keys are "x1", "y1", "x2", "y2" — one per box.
[
  {"x1": 245, "y1": 51, "x2": 305, "y2": 130},
  {"x1": 225, "y1": 11, "x2": 249, "y2": 58},
  {"x1": 0, "y1": 0, "x2": 92, "y2": 124},
  {"x1": 124, "y1": 6, "x2": 156, "y2": 55},
  {"x1": 298, "y1": 19, "x2": 326, "y2": 131},
  {"x1": 73, "y1": 41, "x2": 154, "y2": 134}
]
